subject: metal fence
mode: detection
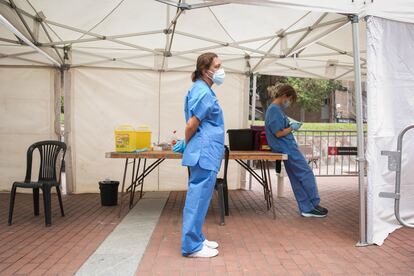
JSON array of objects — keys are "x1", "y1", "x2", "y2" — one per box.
[{"x1": 293, "y1": 130, "x2": 367, "y2": 176}]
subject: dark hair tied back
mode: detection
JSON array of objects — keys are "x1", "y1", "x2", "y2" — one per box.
[{"x1": 191, "y1": 52, "x2": 218, "y2": 82}]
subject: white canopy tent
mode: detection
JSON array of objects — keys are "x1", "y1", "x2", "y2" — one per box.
[{"x1": 1, "y1": 0, "x2": 414, "y2": 246}]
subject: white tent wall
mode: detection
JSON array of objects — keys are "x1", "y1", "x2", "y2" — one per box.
[
  {"x1": 69, "y1": 67, "x2": 248, "y2": 193},
  {"x1": 69, "y1": 68, "x2": 159, "y2": 193},
  {"x1": 0, "y1": 67, "x2": 58, "y2": 191},
  {"x1": 366, "y1": 16, "x2": 414, "y2": 245}
]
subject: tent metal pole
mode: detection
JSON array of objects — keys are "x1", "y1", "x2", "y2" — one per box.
[
  {"x1": 171, "y1": 35, "x2": 285, "y2": 57},
  {"x1": 39, "y1": 22, "x2": 64, "y2": 63},
  {"x1": 251, "y1": 11, "x2": 311, "y2": 72},
  {"x1": 284, "y1": 13, "x2": 328, "y2": 57},
  {"x1": 251, "y1": 11, "x2": 310, "y2": 71},
  {"x1": 6, "y1": 56, "x2": 51, "y2": 65},
  {"x1": 0, "y1": 37, "x2": 20, "y2": 44},
  {"x1": 174, "y1": 31, "x2": 282, "y2": 58},
  {"x1": 317, "y1": 41, "x2": 367, "y2": 63},
  {"x1": 0, "y1": 64, "x2": 53, "y2": 68},
  {"x1": 39, "y1": 19, "x2": 158, "y2": 54},
  {"x1": 252, "y1": 37, "x2": 281, "y2": 72},
  {"x1": 63, "y1": 68, "x2": 74, "y2": 193},
  {"x1": 284, "y1": 17, "x2": 348, "y2": 36},
  {"x1": 0, "y1": 50, "x2": 37, "y2": 59},
  {"x1": 0, "y1": 14, "x2": 60, "y2": 66},
  {"x1": 9, "y1": 0, "x2": 37, "y2": 43},
  {"x1": 287, "y1": 21, "x2": 349, "y2": 57},
  {"x1": 351, "y1": 15, "x2": 368, "y2": 247},
  {"x1": 42, "y1": 37, "x2": 102, "y2": 47},
  {"x1": 247, "y1": 74, "x2": 257, "y2": 190},
  {"x1": 73, "y1": 49, "x2": 155, "y2": 60},
  {"x1": 333, "y1": 61, "x2": 366, "y2": 80},
  {"x1": 265, "y1": 61, "x2": 326, "y2": 79},
  {"x1": 251, "y1": 74, "x2": 257, "y2": 124}
]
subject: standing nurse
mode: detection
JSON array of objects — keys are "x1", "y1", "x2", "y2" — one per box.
[
  {"x1": 173, "y1": 52, "x2": 225, "y2": 258},
  {"x1": 265, "y1": 84, "x2": 328, "y2": 218}
]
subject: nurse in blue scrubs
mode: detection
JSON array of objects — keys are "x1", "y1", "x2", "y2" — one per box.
[
  {"x1": 173, "y1": 52, "x2": 225, "y2": 258},
  {"x1": 265, "y1": 84, "x2": 328, "y2": 218}
]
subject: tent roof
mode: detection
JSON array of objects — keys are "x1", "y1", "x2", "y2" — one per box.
[{"x1": 0, "y1": 0, "x2": 380, "y2": 80}]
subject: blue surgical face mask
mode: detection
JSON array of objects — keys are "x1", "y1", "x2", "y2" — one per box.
[
  {"x1": 208, "y1": 68, "x2": 225, "y2": 85},
  {"x1": 282, "y1": 100, "x2": 291, "y2": 109}
]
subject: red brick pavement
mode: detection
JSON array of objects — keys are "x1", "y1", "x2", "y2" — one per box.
[
  {"x1": 136, "y1": 177, "x2": 414, "y2": 275},
  {"x1": 0, "y1": 192, "x2": 126, "y2": 275}
]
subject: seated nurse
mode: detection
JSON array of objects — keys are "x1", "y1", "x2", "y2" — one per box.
[
  {"x1": 173, "y1": 52, "x2": 225, "y2": 258},
  {"x1": 265, "y1": 84, "x2": 328, "y2": 218}
]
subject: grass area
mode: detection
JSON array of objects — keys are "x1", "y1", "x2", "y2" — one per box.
[
  {"x1": 60, "y1": 113, "x2": 64, "y2": 124},
  {"x1": 251, "y1": 120, "x2": 367, "y2": 132}
]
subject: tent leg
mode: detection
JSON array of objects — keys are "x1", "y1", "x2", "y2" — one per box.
[
  {"x1": 248, "y1": 74, "x2": 258, "y2": 190},
  {"x1": 351, "y1": 15, "x2": 369, "y2": 247},
  {"x1": 251, "y1": 74, "x2": 257, "y2": 124},
  {"x1": 63, "y1": 69, "x2": 74, "y2": 194}
]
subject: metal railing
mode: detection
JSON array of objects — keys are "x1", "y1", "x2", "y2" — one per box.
[
  {"x1": 293, "y1": 130, "x2": 367, "y2": 176},
  {"x1": 380, "y1": 125, "x2": 414, "y2": 228}
]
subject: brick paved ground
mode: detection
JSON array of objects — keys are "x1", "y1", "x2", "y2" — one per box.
[
  {"x1": 1, "y1": 176, "x2": 414, "y2": 276},
  {"x1": 137, "y1": 177, "x2": 414, "y2": 275},
  {"x1": 0, "y1": 192, "x2": 126, "y2": 275}
]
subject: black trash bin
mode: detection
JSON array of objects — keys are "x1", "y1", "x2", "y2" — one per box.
[{"x1": 99, "y1": 180, "x2": 119, "y2": 206}]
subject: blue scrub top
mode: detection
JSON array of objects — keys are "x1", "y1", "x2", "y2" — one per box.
[
  {"x1": 182, "y1": 79, "x2": 225, "y2": 172},
  {"x1": 265, "y1": 103, "x2": 298, "y2": 154}
]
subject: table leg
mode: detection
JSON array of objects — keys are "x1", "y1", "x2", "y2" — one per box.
[
  {"x1": 140, "y1": 159, "x2": 147, "y2": 199},
  {"x1": 248, "y1": 160, "x2": 253, "y2": 190},
  {"x1": 127, "y1": 158, "x2": 165, "y2": 209},
  {"x1": 129, "y1": 159, "x2": 137, "y2": 208},
  {"x1": 260, "y1": 160, "x2": 270, "y2": 209},
  {"x1": 118, "y1": 158, "x2": 129, "y2": 217},
  {"x1": 131, "y1": 158, "x2": 141, "y2": 206},
  {"x1": 266, "y1": 160, "x2": 276, "y2": 219}
]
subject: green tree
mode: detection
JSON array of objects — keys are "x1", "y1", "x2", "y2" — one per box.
[{"x1": 278, "y1": 77, "x2": 344, "y2": 112}]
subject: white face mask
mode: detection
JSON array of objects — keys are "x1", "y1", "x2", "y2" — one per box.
[
  {"x1": 282, "y1": 100, "x2": 291, "y2": 109},
  {"x1": 208, "y1": 68, "x2": 225, "y2": 85}
]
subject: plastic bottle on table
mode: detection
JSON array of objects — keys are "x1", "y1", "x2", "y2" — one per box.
[{"x1": 170, "y1": 130, "x2": 178, "y2": 146}]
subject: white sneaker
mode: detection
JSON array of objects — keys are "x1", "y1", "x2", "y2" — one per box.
[
  {"x1": 203, "y1": 239, "x2": 219, "y2": 249},
  {"x1": 188, "y1": 245, "x2": 219, "y2": 258}
]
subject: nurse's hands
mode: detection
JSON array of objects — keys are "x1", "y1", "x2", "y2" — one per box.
[
  {"x1": 172, "y1": 140, "x2": 186, "y2": 153},
  {"x1": 290, "y1": 122, "x2": 303, "y2": 131}
]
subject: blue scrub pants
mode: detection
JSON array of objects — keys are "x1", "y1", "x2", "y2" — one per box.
[
  {"x1": 283, "y1": 146, "x2": 320, "y2": 213},
  {"x1": 181, "y1": 164, "x2": 217, "y2": 256}
]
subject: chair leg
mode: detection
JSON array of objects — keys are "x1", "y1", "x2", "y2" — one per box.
[
  {"x1": 223, "y1": 181, "x2": 229, "y2": 216},
  {"x1": 216, "y1": 181, "x2": 225, "y2": 226},
  {"x1": 42, "y1": 186, "x2": 52, "y2": 227},
  {"x1": 56, "y1": 186, "x2": 65, "y2": 217},
  {"x1": 33, "y1": 188, "x2": 40, "y2": 216},
  {"x1": 8, "y1": 185, "x2": 17, "y2": 226}
]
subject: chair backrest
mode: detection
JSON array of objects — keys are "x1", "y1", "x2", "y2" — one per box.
[{"x1": 24, "y1": 140, "x2": 67, "y2": 183}]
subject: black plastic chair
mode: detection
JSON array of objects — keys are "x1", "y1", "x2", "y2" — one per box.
[
  {"x1": 215, "y1": 145, "x2": 229, "y2": 225},
  {"x1": 8, "y1": 140, "x2": 67, "y2": 227}
]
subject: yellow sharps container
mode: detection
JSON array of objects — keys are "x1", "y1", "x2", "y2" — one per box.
[
  {"x1": 114, "y1": 125, "x2": 136, "y2": 152},
  {"x1": 136, "y1": 125, "x2": 152, "y2": 150}
]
